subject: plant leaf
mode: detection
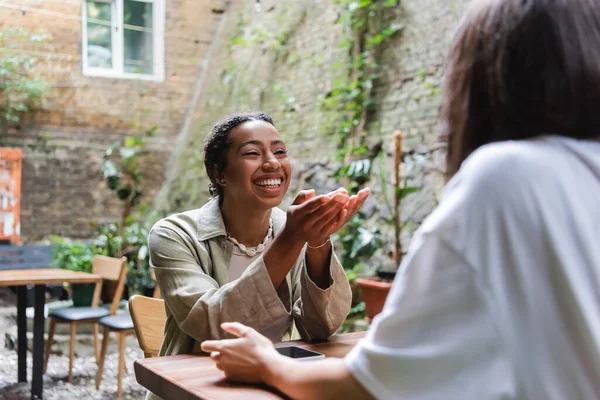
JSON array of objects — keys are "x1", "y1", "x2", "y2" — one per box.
[
  {"x1": 119, "y1": 147, "x2": 136, "y2": 159},
  {"x1": 124, "y1": 136, "x2": 144, "y2": 148},
  {"x1": 101, "y1": 160, "x2": 119, "y2": 178},
  {"x1": 396, "y1": 186, "x2": 418, "y2": 200}
]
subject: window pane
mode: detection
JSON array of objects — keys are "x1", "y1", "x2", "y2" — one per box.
[
  {"x1": 123, "y1": 0, "x2": 154, "y2": 75},
  {"x1": 86, "y1": 1, "x2": 111, "y2": 22},
  {"x1": 86, "y1": 1, "x2": 112, "y2": 69},
  {"x1": 124, "y1": 0, "x2": 153, "y2": 29},
  {"x1": 87, "y1": 23, "x2": 112, "y2": 68}
]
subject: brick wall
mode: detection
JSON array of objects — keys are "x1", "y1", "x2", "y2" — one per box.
[
  {"x1": 0, "y1": 0, "x2": 227, "y2": 240},
  {"x1": 0, "y1": 0, "x2": 473, "y2": 242},
  {"x1": 159, "y1": 0, "x2": 471, "y2": 248}
]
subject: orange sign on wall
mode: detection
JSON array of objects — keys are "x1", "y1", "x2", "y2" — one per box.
[{"x1": 0, "y1": 148, "x2": 22, "y2": 245}]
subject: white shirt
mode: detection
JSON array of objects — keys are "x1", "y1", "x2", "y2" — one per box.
[{"x1": 346, "y1": 136, "x2": 600, "y2": 399}]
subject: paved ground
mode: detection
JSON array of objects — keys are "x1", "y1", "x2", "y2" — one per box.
[{"x1": 0, "y1": 288, "x2": 146, "y2": 399}]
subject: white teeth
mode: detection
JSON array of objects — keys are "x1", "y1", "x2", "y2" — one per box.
[{"x1": 256, "y1": 179, "x2": 282, "y2": 187}]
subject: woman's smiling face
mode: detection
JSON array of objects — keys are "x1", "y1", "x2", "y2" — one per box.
[{"x1": 220, "y1": 119, "x2": 292, "y2": 210}]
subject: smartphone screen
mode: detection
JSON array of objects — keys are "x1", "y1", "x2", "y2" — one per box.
[{"x1": 276, "y1": 346, "x2": 325, "y2": 360}]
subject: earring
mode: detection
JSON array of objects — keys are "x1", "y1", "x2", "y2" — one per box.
[{"x1": 219, "y1": 178, "x2": 226, "y2": 185}]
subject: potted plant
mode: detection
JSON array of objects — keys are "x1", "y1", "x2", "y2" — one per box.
[
  {"x1": 98, "y1": 130, "x2": 159, "y2": 299},
  {"x1": 50, "y1": 236, "x2": 99, "y2": 306},
  {"x1": 356, "y1": 130, "x2": 417, "y2": 320},
  {"x1": 93, "y1": 212, "x2": 156, "y2": 300},
  {"x1": 121, "y1": 211, "x2": 157, "y2": 297}
]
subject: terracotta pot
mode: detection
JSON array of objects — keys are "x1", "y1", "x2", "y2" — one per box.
[{"x1": 355, "y1": 277, "x2": 393, "y2": 320}]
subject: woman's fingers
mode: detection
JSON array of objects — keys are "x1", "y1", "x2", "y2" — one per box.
[
  {"x1": 312, "y1": 198, "x2": 347, "y2": 233},
  {"x1": 291, "y1": 189, "x2": 316, "y2": 205},
  {"x1": 288, "y1": 188, "x2": 368, "y2": 242},
  {"x1": 323, "y1": 208, "x2": 348, "y2": 237},
  {"x1": 293, "y1": 194, "x2": 330, "y2": 215},
  {"x1": 305, "y1": 194, "x2": 346, "y2": 225},
  {"x1": 322, "y1": 188, "x2": 370, "y2": 236},
  {"x1": 349, "y1": 188, "x2": 370, "y2": 216},
  {"x1": 221, "y1": 322, "x2": 251, "y2": 338},
  {"x1": 201, "y1": 340, "x2": 224, "y2": 352},
  {"x1": 326, "y1": 187, "x2": 349, "y2": 198}
]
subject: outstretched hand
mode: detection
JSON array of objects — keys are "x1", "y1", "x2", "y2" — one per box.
[
  {"x1": 283, "y1": 189, "x2": 349, "y2": 246},
  {"x1": 282, "y1": 187, "x2": 370, "y2": 248},
  {"x1": 323, "y1": 187, "x2": 370, "y2": 237},
  {"x1": 304, "y1": 187, "x2": 370, "y2": 247}
]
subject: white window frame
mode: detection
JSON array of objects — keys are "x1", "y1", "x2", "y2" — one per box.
[{"x1": 81, "y1": 0, "x2": 165, "y2": 82}]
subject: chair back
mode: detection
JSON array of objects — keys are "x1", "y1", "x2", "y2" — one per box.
[
  {"x1": 91, "y1": 255, "x2": 128, "y2": 315},
  {"x1": 129, "y1": 295, "x2": 166, "y2": 358}
]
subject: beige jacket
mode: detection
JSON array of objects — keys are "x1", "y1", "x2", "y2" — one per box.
[{"x1": 148, "y1": 197, "x2": 352, "y2": 357}]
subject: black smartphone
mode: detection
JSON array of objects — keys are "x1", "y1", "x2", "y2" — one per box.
[{"x1": 275, "y1": 346, "x2": 325, "y2": 361}]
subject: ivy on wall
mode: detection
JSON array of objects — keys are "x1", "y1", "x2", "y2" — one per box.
[
  {"x1": 0, "y1": 27, "x2": 51, "y2": 130},
  {"x1": 322, "y1": 0, "x2": 401, "y2": 162},
  {"x1": 159, "y1": 0, "x2": 404, "y2": 216}
]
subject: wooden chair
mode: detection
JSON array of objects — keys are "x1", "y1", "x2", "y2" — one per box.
[
  {"x1": 128, "y1": 295, "x2": 166, "y2": 358},
  {"x1": 44, "y1": 255, "x2": 127, "y2": 383},
  {"x1": 95, "y1": 268, "x2": 161, "y2": 398}
]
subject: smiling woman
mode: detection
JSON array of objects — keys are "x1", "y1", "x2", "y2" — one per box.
[{"x1": 147, "y1": 112, "x2": 369, "y2": 384}]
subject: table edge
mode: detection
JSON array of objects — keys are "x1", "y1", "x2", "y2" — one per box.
[{"x1": 0, "y1": 271, "x2": 103, "y2": 286}]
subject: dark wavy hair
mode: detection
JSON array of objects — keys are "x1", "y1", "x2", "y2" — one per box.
[
  {"x1": 441, "y1": 0, "x2": 600, "y2": 178},
  {"x1": 203, "y1": 112, "x2": 275, "y2": 198}
]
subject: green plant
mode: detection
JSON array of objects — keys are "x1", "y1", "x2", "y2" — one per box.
[
  {"x1": 99, "y1": 128, "x2": 160, "y2": 296},
  {"x1": 100, "y1": 128, "x2": 156, "y2": 227},
  {"x1": 323, "y1": 0, "x2": 402, "y2": 161},
  {"x1": 0, "y1": 27, "x2": 51, "y2": 127},
  {"x1": 338, "y1": 301, "x2": 369, "y2": 333},
  {"x1": 333, "y1": 133, "x2": 418, "y2": 281},
  {"x1": 324, "y1": 0, "x2": 405, "y2": 289},
  {"x1": 50, "y1": 236, "x2": 100, "y2": 273},
  {"x1": 331, "y1": 155, "x2": 385, "y2": 325},
  {"x1": 334, "y1": 213, "x2": 383, "y2": 271},
  {"x1": 92, "y1": 205, "x2": 159, "y2": 296},
  {"x1": 50, "y1": 237, "x2": 101, "y2": 306},
  {"x1": 126, "y1": 263, "x2": 153, "y2": 296}
]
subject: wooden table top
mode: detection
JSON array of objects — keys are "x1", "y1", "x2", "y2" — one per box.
[
  {"x1": 0, "y1": 268, "x2": 103, "y2": 286},
  {"x1": 135, "y1": 331, "x2": 366, "y2": 400}
]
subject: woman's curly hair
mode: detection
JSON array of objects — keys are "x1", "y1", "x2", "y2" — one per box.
[{"x1": 204, "y1": 112, "x2": 275, "y2": 198}]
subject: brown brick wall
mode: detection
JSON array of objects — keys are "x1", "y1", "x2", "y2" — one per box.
[
  {"x1": 0, "y1": 0, "x2": 473, "y2": 242},
  {"x1": 159, "y1": 0, "x2": 471, "y2": 248},
  {"x1": 0, "y1": 0, "x2": 227, "y2": 240}
]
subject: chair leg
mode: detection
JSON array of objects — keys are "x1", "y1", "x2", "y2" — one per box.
[
  {"x1": 68, "y1": 323, "x2": 77, "y2": 383},
  {"x1": 117, "y1": 332, "x2": 126, "y2": 399},
  {"x1": 92, "y1": 323, "x2": 99, "y2": 365},
  {"x1": 95, "y1": 327, "x2": 110, "y2": 390},
  {"x1": 43, "y1": 318, "x2": 56, "y2": 374}
]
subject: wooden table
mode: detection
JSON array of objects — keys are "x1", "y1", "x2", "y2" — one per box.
[
  {"x1": 0, "y1": 269, "x2": 103, "y2": 399},
  {"x1": 134, "y1": 331, "x2": 366, "y2": 400}
]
